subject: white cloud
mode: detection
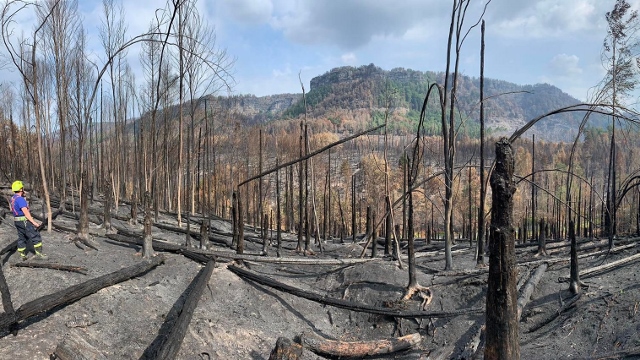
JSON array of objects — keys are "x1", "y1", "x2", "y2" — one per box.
[
  {"x1": 219, "y1": 0, "x2": 273, "y2": 24},
  {"x1": 268, "y1": 0, "x2": 449, "y2": 49},
  {"x1": 341, "y1": 53, "x2": 357, "y2": 64},
  {"x1": 549, "y1": 54, "x2": 583, "y2": 77},
  {"x1": 489, "y1": 0, "x2": 609, "y2": 38}
]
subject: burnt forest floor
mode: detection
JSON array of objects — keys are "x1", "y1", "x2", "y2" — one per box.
[{"x1": 0, "y1": 191, "x2": 639, "y2": 359}]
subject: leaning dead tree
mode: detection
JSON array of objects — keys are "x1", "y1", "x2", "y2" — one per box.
[{"x1": 485, "y1": 138, "x2": 519, "y2": 359}]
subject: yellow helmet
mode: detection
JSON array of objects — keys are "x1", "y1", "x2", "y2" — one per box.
[{"x1": 11, "y1": 180, "x2": 23, "y2": 192}]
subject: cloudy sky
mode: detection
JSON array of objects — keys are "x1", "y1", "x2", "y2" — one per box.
[
  {"x1": 6, "y1": 0, "x2": 636, "y2": 102},
  {"x1": 208, "y1": 0, "x2": 631, "y2": 101}
]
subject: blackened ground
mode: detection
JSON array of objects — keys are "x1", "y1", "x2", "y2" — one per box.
[{"x1": 0, "y1": 194, "x2": 638, "y2": 359}]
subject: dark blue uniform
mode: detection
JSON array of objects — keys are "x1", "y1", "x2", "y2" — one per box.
[{"x1": 11, "y1": 193, "x2": 43, "y2": 258}]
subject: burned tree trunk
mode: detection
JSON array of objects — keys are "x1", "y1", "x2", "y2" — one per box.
[
  {"x1": 130, "y1": 185, "x2": 138, "y2": 226},
  {"x1": 262, "y1": 213, "x2": 269, "y2": 255},
  {"x1": 237, "y1": 188, "x2": 245, "y2": 254},
  {"x1": 142, "y1": 191, "x2": 154, "y2": 259},
  {"x1": 276, "y1": 163, "x2": 283, "y2": 257},
  {"x1": 200, "y1": 218, "x2": 210, "y2": 250},
  {"x1": 143, "y1": 260, "x2": 214, "y2": 359},
  {"x1": 232, "y1": 190, "x2": 238, "y2": 248},
  {"x1": 536, "y1": 218, "x2": 548, "y2": 256},
  {"x1": 103, "y1": 177, "x2": 114, "y2": 234},
  {"x1": 0, "y1": 256, "x2": 164, "y2": 331},
  {"x1": 569, "y1": 220, "x2": 585, "y2": 294},
  {"x1": 0, "y1": 265, "x2": 15, "y2": 325},
  {"x1": 77, "y1": 170, "x2": 90, "y2": 241},
  {"x1": 485, "y1": 138, "x2": 520, "y2": 360},
  {"x1": 385, "y1": 196, "x2": 392, "y2": 256}
]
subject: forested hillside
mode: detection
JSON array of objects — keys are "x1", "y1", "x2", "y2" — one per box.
[{"x1": 215, "y1": 64, "x2": 607, "y2": 142}]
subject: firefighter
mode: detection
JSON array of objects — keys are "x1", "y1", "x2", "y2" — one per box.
[{"x1": 10, "y1": 180, "x2": 46, "y2": 260}]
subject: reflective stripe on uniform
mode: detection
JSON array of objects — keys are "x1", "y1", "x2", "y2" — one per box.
[{"x1": 14, "y1": 216, "x2": 26, "y2": 221}]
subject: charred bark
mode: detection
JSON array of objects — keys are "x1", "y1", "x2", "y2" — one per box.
[
  {"x1": 228, "y1": 265, "x2": 479, "y2": 318},
  {"x1": 0, "y1": 256, "x2": 164, "y2": 331},
  {"x1": 143, "y1": 260, "x2": 214, "y2": 359},
  {"x1": 142, "y1": 191, "x2": 154, "y2": 258},
  {"x1": 485, "y1": 138, "x2": 520, "y2": 359}
]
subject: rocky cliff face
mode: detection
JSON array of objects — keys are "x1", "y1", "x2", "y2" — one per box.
[{"x1": 212, "y1": 93, "x2": 302, "y2": 118}]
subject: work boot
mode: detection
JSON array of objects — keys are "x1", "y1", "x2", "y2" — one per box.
[
  {"x1": 17, "y1": 248, "x2": 27, "y2": 261},
  {"x1": 34, "y1": 244, "x2": 47, "y2": 260}
]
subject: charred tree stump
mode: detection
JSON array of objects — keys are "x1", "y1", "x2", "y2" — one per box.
[
  {"x1": 485, "y1": 138, "x2": 520, "y2": 359},
  {"x1": 299, "y1": 331, "x2": 421, "y2": 358},
  {"x1": 0, "y1": 255, "x2": 164, "y2": 331},
  {"x1": 144, "y1": 260, "x2": 214, "y2": 360},
  {"x1": 269, "y1": 337, "x2": 303, "y2": 360}
]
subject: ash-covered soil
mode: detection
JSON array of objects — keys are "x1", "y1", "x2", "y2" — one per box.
[{"x1": 0, "y1": 194, "x2": 639, "y2": 359}]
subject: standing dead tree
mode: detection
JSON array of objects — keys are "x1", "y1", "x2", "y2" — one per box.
[
  {"x1": 485, "y1": 138, "x2": 519, "y2": 359},
  {"x1": 0, "y1": 0, "x2": 57, "y2": 231}
]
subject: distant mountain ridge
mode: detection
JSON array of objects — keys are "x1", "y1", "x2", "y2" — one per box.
[{"x1": 216, "y1": 64, "x2": 605, "y2": 142}]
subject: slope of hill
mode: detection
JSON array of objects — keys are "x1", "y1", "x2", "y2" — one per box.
[
  {"x1": 0, "y1": 192, "x2": 638, "y2": 359},
  {"x1": 219, "y1": 64, "x2": 608, "y2": 142}
]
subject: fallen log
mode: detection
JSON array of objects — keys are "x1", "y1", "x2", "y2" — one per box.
[
  {"x1": 228, "y1": 265, "x2": 482, "y2": 318},
  {"x1": 106, "y1": 233, "x2": 184, "y2": 252},
  {"x1": 587, "y1": 346, "x2": 640, "y2": 360},
  {"x1": 107, "y1": 233, "x2": 379, "y2": 266},
  {"x1": 0, "y1": 265, "x2": 15, "y2": 322},
  {"x1": 519, "y1": 242, "x2": 637, "y2": 268},
  {"x1": 151, "y1": 222, "x2": 232, "y2": 246},
  {"x1": 299, "y1": 331, "x2": 421, "y2": 358},
  {"x1": 144, "y1": 260, "x2": 215, "y2": 360},
  {"x1": 0, "y1": 240, "x2": 17, "y2": 256},
  {"x1": 13, "y1": 262, "x2": 88, "y2": 275},
  {"x1": 52, "y1": 328, "x2": 107, "y2": 360},
  {"x1": 517, "y1": 263, "x2": 548, "y2": 320},
  {"x1": 527, "y1": 293, "x2": 581, "y2": 333},
  {"x1": 558, "y1": 252, "x2": 640, "y2": 282},
  {"x1": 0, "y1": 255, "x2": 164, "y2": 331}
]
